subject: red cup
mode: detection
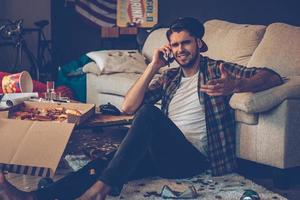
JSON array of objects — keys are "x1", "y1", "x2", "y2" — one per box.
[{"x1": 1, "y1": 71, "x2": 33, "y2": 93}]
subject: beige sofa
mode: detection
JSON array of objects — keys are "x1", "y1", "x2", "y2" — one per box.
[{"x1": 85, "y1": 20, "x2": 300, "y2": 173}]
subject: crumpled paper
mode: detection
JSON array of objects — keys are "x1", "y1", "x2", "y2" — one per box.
[
  {"x1": 64, "y1": 154, "x2": 91, "y2": 171},
  {"x1": 160, "y1": 185, "x2": 198, "y2": 199}
]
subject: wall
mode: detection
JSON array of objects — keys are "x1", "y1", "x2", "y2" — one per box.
[
  {"x1": 51, "y1": 0, "x2": 300, "y2": 66},
  {"x1": 51, "y1": 1, "x2": 103, "y2": 66},
  {"x1": 1, "y1": 0, "x2": 299, "y2": 78},
  {"x1": 0, "y1": 0, "x2": 51, "y2": 74},
  {"x1": 158, "y1": 0, "x2": 300, "y2": 26},
  {"x1": 0, "y1": 0, "x2": 51, "y2": 36},
  {"x1": 51, "y1": 1, "x2": 138, "y2": 66}
]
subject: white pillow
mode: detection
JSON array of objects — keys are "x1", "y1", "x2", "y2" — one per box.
[{"x1": 86, "y1": 50, "x2": 147, "y2": 75}]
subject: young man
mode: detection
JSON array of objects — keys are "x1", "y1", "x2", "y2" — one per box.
[{"x1": 0, "y1": 17, "x2": 283, "y2": 200}]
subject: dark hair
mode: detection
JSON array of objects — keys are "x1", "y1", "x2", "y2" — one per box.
[
  {"x1": 166, "y1": 17, "x2": 208, "y2": 52},
  {"x1": 166, "y1": 17, "x2": 205, "y2": 41}
]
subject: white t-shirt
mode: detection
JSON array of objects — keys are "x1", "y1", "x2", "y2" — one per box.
[{"x1": 168, "y1": 72, "x2": 208, "y2": 156}]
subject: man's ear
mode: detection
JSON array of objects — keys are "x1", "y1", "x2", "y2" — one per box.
[{"x1": 196, "y1": 38, "x2": 203, "y2": 49}]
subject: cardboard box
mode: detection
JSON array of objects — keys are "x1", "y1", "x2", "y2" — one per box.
[{"x1": 0, "y1": 101, "x2": 95, "y2": 177}]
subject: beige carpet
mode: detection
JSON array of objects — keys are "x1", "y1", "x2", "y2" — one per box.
[
  {"x1": 2, "y1": 170, "x2": 287, "y2": 200},
  {"x1": 65, "y1": 128, "x2": 287, "y2": 199}
]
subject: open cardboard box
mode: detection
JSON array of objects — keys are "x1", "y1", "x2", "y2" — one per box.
[{"x1": 0, "y1": 101, "x2": 95, "y2": 177}]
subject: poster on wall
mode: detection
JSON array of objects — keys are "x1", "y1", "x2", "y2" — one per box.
[{"x1": 117, "y1": 0, "x2": 158, "y2": 27}]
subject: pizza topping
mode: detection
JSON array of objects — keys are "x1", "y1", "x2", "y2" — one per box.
[{"x1": 10, "y1": 105, "x2": 82, "y2": 122}]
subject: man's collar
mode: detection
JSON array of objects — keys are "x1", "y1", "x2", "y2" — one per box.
[{"x1": 171, "y1": 54, "x2": 203, "y2": 83}]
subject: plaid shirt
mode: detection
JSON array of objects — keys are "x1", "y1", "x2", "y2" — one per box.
[{"x1": 143, "y1": 55, "x2": 263, "y2": 176}]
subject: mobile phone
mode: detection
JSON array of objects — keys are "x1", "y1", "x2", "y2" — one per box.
[{"x1": 166, "y1": 52, "x2": 174, "y2": 67}]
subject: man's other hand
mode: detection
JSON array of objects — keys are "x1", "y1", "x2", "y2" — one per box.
[{"x1": 200, "y1": 63, "x2": 238, "y2": 96}]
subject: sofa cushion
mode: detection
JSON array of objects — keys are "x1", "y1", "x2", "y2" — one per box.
[
  {"x1": 96, "y1": 73, "x2": 141, "y2": 96},
  {"x1": 230, "y1": 76, "x2": 300, "y2": 113},
  {"x1": 247, "y1": 23, "x2": 300, "y2": 76},
  {"x1": 202, "y1": 19, "x2": 266, "y2": 66}
]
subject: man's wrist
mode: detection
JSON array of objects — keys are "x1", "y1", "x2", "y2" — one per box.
[
  {"x1": 233, "y1": 78, "x2": 243, "y2": 93},
  {"x1": 148, "y1": 62, "x2": 161, "y2": 74}
]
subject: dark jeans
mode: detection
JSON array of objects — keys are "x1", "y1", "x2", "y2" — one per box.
[{"x1": 35, "y1": 105, "x2": 209, "y2": 200}]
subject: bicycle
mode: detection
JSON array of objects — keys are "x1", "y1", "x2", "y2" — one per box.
[
  {"x1": 0, "y1": 19, "x2": 53, "y2": 81},
  {"x1": 34, "y1": 19, "x2": 53, "y2": 79}
]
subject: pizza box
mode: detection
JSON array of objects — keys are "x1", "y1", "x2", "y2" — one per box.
[{"x1": 0, "y1": 101, "x2": 95, "y2": 177}]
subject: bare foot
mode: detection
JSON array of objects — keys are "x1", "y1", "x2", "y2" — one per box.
[
  {"x1": 78, "y1": 180, "x2": 111, "y2": 200},
  {"x1": 0, "y1": 172, "x2": 35, "y2": 200}
]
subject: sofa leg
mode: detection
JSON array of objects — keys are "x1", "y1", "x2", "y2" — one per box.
[{"x1": 272, "y1": 168, "x2": 291, "y2": 189}]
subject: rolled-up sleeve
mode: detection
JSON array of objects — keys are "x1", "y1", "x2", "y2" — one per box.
[
  {"x1": 223, "y1": 62, "x2": 260, "y2": 78},
  {"x1": 143, "y1": 74, "x2": 164, "y2": 105}
]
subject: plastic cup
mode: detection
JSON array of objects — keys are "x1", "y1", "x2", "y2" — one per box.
[
  {"x1": 56, "y1": 92, "x2": 62, "y2": 100},
  {"x1": 46, "y1": 81, "x2": 55, "y2": 93},
  {"x1": 50, "y1": 92, "x2": 56, "y2": 101},
  {"x1": 2, "y1": 71, "x2": 33, "y2": 93},
  {"x1": 44, "y1": 92, "x2": 51, "y2": 101}
]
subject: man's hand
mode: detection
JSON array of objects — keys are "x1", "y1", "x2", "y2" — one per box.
[
  {"x1": 200, "y1": 63, "x2": 238, "y2": 96},
  {"x1": 149, "y1": 44, "x2": 172, "y2": 72}
]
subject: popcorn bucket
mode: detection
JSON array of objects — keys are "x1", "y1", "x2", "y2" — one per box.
[{"x1": 2, "y1": 71, "x2": 33, "y2": 93}]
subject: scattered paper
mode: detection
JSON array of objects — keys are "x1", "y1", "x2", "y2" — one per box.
[{"x1": 0, "y1": 93, "x2": 38, "y2": 108}]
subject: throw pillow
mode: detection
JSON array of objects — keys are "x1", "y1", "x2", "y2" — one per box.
[
  {"x1": 247, "y1": 23, "x2": 300, "y2": 77},
  {"x1": 202, "y1": 19, "x2": 266, "y2": 66},
  {"x1": 86, "y1": 50, "x2": 147, "y2": 75}
]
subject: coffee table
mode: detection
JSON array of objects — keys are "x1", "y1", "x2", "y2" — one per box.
[{"x1": 77, "y1": 113, "x2": 134, "y2": 129}]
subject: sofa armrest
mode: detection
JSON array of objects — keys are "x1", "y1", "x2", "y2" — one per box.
[
  {"x1": 230, "y1": 76, "x2": 300, "y2": 113},
  {"x1": 236, "y1": 99, "x2": 300, "y2": 168}
]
